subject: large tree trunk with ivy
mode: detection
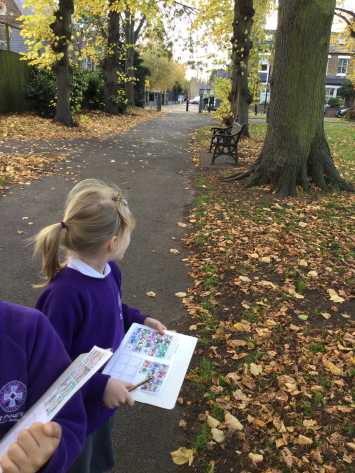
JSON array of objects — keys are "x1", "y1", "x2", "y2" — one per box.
[
  {"x1": 124, "y1": 12, "x2": 145, "y2": 107},
  {"x1": 51, "y1": 0, "x2": 74, "y2": 127},
  {"x1": 227, "y1": 0, "x2": 353, "y2": 196},
  {"x1": 230, "y1": 0, "x2": 255, "y2": 136},
  {"x1": 125, "y1": 12, "x2": 135, "y2": 106},
  {"x1": 103, "y1": 4, "x2": 126, "y2": 114}
]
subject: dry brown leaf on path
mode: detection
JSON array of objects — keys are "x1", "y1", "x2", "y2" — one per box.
[
  {"x1": 170, "y1": 447, "x2": 194, "y2": 466},
  {"x1": 327, "y1": 288, "x2": 345, "y2": 303},
  {"x1": 224, "y1": 412, "x2": 243, "y2": 431},
  {"x1": 322, "y1": 356, "x2": 344, "y2": 376},
  {"x1": 146, "y1": 291, "x2": 157, "y2": 298},
  {"x1": 207, "y1": 415, "x2": 220, "y2": 429},
  {"x1": 211, "y1": 428, "x2": 225, "y2": 443},
  {"x1": 248, "y1": 452, "x2": 264, "y2": 465}
]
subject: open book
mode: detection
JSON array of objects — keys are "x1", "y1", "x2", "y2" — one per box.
[
  {"x1": 0, "y1": 346, "x2": 112, "y2": 456},
  {"x1": 103, "y1": 323, "x2": 197, "y2": 409}
]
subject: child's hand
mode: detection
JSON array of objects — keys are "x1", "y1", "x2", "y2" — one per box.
[
  {"x1": 103, "y1": 378, "x2": 134, "y2": 409},
  {"x1": 144, "y1": 317, "x2": 167, "y2": 335},
  {"x1": 0, "y1": 422, "x2": 62, "y2": 473}
]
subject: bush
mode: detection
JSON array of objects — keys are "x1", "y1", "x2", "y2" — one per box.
[
  {"x1": 71, "y1": 68, "x2": 89, "y2": 113},
  {"x1": 213, "y1": 77, "x2": 233, "y2": 124},
  {"x1": 26, "y1": 67, "x2": 94, "y2": 117},
  {"x1": 328, "y1": 97, "x2": 341, "y2": 108},
  {"x1": 83, "y1": 71, "x2": 105, "y2": 110},
  {"x1": 26, "y1": 68, "x2": 56, "y2": 117}
]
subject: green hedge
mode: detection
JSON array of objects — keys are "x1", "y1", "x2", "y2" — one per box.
[{"x1": 0, "y1": 51, "x2": 30, "y2": 113}]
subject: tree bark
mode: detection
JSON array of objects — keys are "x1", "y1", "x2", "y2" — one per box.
[
  {"x1": 125, "y1": 12, "x2": 135, "y2": 106},
  {"x1": 103, "y1": 2, "x2": 126, "y2": 114},
  {"x1": 51, "y1": 0, "x2": 74, "y2": 127},
  {"x1": 230, "y1": 0, "x2": 255, "y2": 136},
  {"x1": 228, "y1": 0, "x2": 353, "y2": 196}
]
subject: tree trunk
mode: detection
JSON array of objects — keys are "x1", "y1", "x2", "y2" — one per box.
[
  {"x1": 228, "y1": 0, "x2": 352, "y2": 196},
  {"x1": 103, "y1": 3, "x2": 126, "y2": 115},
  {"x1": 125, "y1": 11, "x2": 135, "y2": 106},
  {"x1": 51, "y1": 0, "x2": 74, "y2": 127},
  {"x1": 230, "y1": 0, "x2": 255, "y2": 136}
]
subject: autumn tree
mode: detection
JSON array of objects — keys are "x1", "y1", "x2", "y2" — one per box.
[
  {"x1": 21, "y1": 0, "x2": 75, "y2": 126},
  {"x1": 194, "y1": 0, "x2": 271, "y2": 134},
  {"x1": 227, "y1": 0, "x2": 353, "y2": 196},
  {"x1": 230, "y1": 0, "x2": 255, "y2": 136}
]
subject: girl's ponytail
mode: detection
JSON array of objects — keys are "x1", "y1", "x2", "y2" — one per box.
[{"x1": 33, "y1": 222, "x2": 64, "y2": 284}]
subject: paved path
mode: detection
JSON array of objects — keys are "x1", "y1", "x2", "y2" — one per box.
[{"x1": 0, "y1": 106, "x2": 214, "y2": 473}]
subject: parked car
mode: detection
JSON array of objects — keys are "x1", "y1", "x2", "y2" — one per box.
[
  {"x1": 336, "y1": 107, "x2": 350, "y2": 118},
  {"x1": 189, "y1": 96, "x2": 201, "y2": 104}
]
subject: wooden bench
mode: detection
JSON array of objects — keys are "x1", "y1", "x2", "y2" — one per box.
[{"x1": 209, "y1": 122, "x2": 246, "y2": 165}]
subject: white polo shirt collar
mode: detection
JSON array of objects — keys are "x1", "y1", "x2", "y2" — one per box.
[{"x1": 67, "y1": 257, "x2": 111, "y2": 279}]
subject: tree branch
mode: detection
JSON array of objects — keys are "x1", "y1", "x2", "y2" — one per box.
[
  {"x1": 335, "y1": 7, "x2": 355, "y2": 18},
  {"x1": 173, "y1": 1, "x2": 198, "y2": 13},
  {"x1": 134, "y1": 14, "x2": 146, "y2": 43}
]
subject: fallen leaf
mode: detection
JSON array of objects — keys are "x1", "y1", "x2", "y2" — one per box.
[
  {"x1": 170, "y1": 248, "x2": 180, "y2": 255},
  {"x1": 225, "y1": 412, "x2": 243, "y2": 431},
  {"x1": 327, "y1": 288, "x2": 345, "y2": 303},
  {"x1": 295, "y1": 435, "x2": 313, "y2": 446},
  {"x1": 248, "y1": 452, "x2": 264, "y2": 465},
  {"x1": 175, "y1": 292, "x2": 187, "y2": 298},
  {"x1": 233, "y1": 321, "x2": 251, "y2": 332},
  {"x1": 207, "y1": 415, "x2": 220, "y2": 429},
  {"x1": 211, "y1": 428, "x2": 225, "y2": 443},
  {"x1": 170, "y1": 447, "x2": 194, "y2": 466},
  {"x1": 250, "y1": 363, "x2": 263, "y2": 376},
  {"x1": 177, "y1": 222, "x2": 187, "y2": 228},
  {"x1": 239, "y1": 275, "x2": 251, "y2": 282},
  {"x1": 146, "y1": 291, "x2": 157, "y2": 298},
  {"x1": 322, "y1": 357, "x2": 344, "y2": 376}
]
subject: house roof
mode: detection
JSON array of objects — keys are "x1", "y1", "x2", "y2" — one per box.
[{"x1": 325, "y1": 75, "x2": 346, "y2": 86}]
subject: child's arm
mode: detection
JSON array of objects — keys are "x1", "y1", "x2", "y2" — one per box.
[
  {"x1": 0, "y1": 423, "x2": 61, "y2": 473},
  {"x1": 144, "y1": 317, "x2": 167, "y2": 335},
  {"x1": 26, "y1": 312, "x2": 86, "y2": 473}
]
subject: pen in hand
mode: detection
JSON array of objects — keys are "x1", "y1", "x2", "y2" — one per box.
[{"x1": 128, "y1": 376, "x2": 154, "y2": 392}]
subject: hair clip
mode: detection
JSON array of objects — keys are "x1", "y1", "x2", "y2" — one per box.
[{"x1": 112, "y1": 194, "x2": 128, "y2": 206}]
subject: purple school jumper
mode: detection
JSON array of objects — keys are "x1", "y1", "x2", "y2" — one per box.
[
  {"x1": 36, "y1": 261, "x2": 146, "y2": 435},
  {"x1": 0, "y1": 301, "x2": 86, "y2": 472}
]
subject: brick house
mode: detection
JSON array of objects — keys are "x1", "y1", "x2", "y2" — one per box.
[{"x1": 325, "y1": 34, "x2": 354, "y2": 102}]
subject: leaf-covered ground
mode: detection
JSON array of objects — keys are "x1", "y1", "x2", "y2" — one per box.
[
  {"x1": 0, "y1": 108, "x2": 155, "y2": 141},
  {"x1": 172, "y1": 121, "x2": 355, "y2": 473},
  {"x1": 0, "y1": 108, "x2": 156, "y2": 190}
]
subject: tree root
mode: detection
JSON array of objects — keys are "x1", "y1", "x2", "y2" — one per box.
[{"x1": 222, "y1": 151, "x2": 353, "y2": 197}]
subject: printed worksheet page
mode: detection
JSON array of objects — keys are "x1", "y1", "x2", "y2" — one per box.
[
  {"x1": 0, "y1": 346, "x2": 112, "y2": 456},
  {"x1": 103, "y1": 324, "x2": 197, "y2": 409}
]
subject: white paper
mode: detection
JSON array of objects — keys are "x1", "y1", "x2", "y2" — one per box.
[
  {"x1": 103, "y1": 323, "x2": 197, "y2": 409},
  {"x1": 0, "y1": 346, "x2": 112, "y2": 456}
]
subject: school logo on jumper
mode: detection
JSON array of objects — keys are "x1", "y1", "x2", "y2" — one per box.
[{"x1": 0, "y1": 380, "x2": 27, "y2": 413}]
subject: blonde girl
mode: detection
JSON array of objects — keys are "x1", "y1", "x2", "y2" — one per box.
[{"x1": 33, "y1": 179, "x2": 166, "y2": 473}]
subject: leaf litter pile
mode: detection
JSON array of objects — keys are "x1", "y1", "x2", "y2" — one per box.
[
  {"x1": 171, "y1": 126, "x2": 354, "y2": 473},
  {"x1": 0, "y1": 108, "x2": 156, "y2": 189},
  {"x1": 0, "y1": 108, "x2": 155, "y2": 141}
]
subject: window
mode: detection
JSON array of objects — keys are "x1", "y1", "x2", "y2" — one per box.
[
  {"x1": 325, "y1": 87, "x2": 336, "y2": 101},
  {"x1": 337, "y1": 58, "x2": 349, "y2": 75}
]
